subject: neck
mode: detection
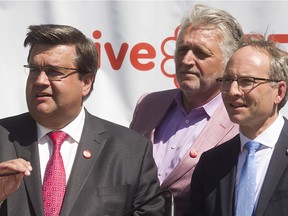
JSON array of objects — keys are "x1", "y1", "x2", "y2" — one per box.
[
  {"x1": 182, "y1": 91, "x2": 220, "y2": 113},
  {"x1": 240, "y1": 113, "x2": 279, "y2": 139}
]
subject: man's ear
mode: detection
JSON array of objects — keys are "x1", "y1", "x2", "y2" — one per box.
[
  {"x1": 275, "y1": 80, "x2": 287, "y2": 105},
  {"x1": 82, "y1": 73, "x2": 94, "y2": 97}
]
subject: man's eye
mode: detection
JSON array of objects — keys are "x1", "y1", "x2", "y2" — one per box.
[
  {"x1": 46, "y1": 68, "x2": 63, "y2": 77},
  {"x1": 29, "y1": 67, "x2": 40, "y2": 74},
  {"x1": 176, "y1": 46, "x2": 189, "y2": 54},
  {"x1": 193, "y1": 48, "x2": 211, "y2": 60},
  {"x1": 222, "y1": 78, "x2": 233, "y2": 83},
  {"x1": 239, "y1": 78, "x2": 254, "y2": 86}
]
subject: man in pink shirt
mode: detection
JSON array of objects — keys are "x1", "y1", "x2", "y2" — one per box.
[{"x1": 130, "y1": 4, "x2": 242, "y2": 215}]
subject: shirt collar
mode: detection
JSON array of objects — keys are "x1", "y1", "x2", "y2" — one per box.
[
  {"x1": 174, "y1": 91, "x2": 222, "y2": 117},
  {"x1": 37, "y1": 107, "x2": 85, "y2": 143},
  {"x1": 240, "y1": 113, "x2": 284, "y2": 151},
  {"x1": 202, "y1": 93, "x2": 222, "y2": 117}
]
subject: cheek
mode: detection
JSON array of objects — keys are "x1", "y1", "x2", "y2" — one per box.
[
  {"x1": 66, "y1": 80, "x2": 85, "y2": 97},
  {"x1": 25, "y1": 81, "x2": 35, "y2": 101},
  {"x1": 248, "y1": 89, "x2": 274, "y2": 111},
  {"x1": 207, "y1": 61, "x2": 224, "y2": 74},
  {"x1": 221, "y1": 92, "x2": 228, "y2": 103},
  {"x1": 175, "y1": 58, "x2": 183, "y2": 70}
]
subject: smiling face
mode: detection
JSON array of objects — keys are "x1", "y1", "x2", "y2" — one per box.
[
  {"x1": 222, "y1": 45, "x2": 286, "y2": 137},
  {"x1": 26, "y1": 44, "x2": 93, "y2": 129},
  {"x1": 174, "y1": 26, "x2": 225, "y2": 109}
]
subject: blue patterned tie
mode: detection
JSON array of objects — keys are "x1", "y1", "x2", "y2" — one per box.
[{"x1": 235, "y1": 141, "x2": 260, "y2": 216}]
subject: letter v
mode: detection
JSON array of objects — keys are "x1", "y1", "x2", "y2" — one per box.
[{"x1": 104, "y1": 43, "x2": 129, "y2": 70}]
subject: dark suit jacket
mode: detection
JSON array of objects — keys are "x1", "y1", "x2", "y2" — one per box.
[
  {"x1": 188, "y1": 118, "x2": 288, "y2": 216},
  {"x1": 130, "y1": 89, "x2": 239, "y2": 216},
  {"x1": 0, "y1": 110, "x2": 164, "y2": 216}
]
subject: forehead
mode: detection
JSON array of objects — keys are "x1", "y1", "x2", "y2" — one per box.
[
  {"x1": 29, "y1": 44, "x2": 76, "y2": 64},
  {"x1": 225, "y1": 46, "x2": 270, "y2": 76},
  {"x1": 30, "y1": 44, "x2": 76, "y2": 57},
  {"x1": 181, "y1": 25, "x2": 221, "y2": 44}
]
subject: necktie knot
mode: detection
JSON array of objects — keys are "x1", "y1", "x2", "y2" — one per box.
[
  {"x1": 245, "y1": 140, "x2": 260, "y2": 155},
  {"x1": 48, "y1": 131, "x2": 68, "y2": 150}
]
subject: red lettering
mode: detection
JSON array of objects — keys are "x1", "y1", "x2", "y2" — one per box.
[
  {"x1": 104, "y1": 43, "x2": 129, "y2": 70},
  {"x1": 268, "y1": 34, "x2": 288, "y2": 43},
  {"x1": 93, "y1": 30, "x2": 102, "y2": 68},
  {"x1": 130, "y1": 43, "x2": 156, "y2": 71}
]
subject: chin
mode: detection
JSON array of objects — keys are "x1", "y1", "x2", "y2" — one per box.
[
  {"x1": 229, "y1": 115, "x2": 247, "y2": 125},
  {"x1": 180, "y1": 82, "x2": 199, "y2": 91},
  {"x1": 30, "y1": 106, "x2": 54, "y2": 118}
]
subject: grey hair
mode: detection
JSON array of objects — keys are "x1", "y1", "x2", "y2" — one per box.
[{"x1": 176, "y1": 4, "x2": 243, "y2": 67}]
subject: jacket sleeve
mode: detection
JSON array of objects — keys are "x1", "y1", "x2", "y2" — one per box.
[{"x1": 132, "y1": 139, "x2": 165, "y2": 216}]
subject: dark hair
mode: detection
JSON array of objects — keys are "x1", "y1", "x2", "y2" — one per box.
[{"x1": 24, "y1": 24, "x2": 98, "y2": 98}]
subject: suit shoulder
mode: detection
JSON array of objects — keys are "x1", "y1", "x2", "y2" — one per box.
[
  {"x1": 282, "y1": 117, "x2": 288, "y2": 134},
  {"x1": 134, "y1": 89, "x2": 179, "y2": 114},
  {"x1": 202, "y1": 135, "x2": 240, "y2": 159},
  {"x1": 87, "y1": 113, "x2": 149, "y2": 142},
  {"x1": 140, "y1": 88, "x2": 179, "y2": 102},
  {"x1": 0, "y1": 113, "x2": 34, "y2": 130}
]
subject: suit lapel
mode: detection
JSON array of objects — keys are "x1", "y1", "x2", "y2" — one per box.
[
  {"x1": 130, "y1": 89, "x2": 179, "y2": 139},
  {"x1": 255, "y1": 121, "x2": 288, "y2": 216},
  {"x1": 12, "y1": 114, "x2": 44, "y2": 216},
  {"x1": 147, "y1": 90, "x2": 179, "y2": 141},
  {"x1": 60, "y1": 112, "x2": 107, "y2": 216},
  {"x1": 161, "y1": 103, "x2": 238, "y2": 188},
  {"x1": 218, "y1": 137, "x2": 240, "y2": 216},
  {"x1": 21, "y1": 141, "x2": 44, "y2": 216}
]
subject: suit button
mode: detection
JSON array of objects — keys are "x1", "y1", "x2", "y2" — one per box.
[{"x1": 189, "y1": 149, "x2": 198, "y2": 158}]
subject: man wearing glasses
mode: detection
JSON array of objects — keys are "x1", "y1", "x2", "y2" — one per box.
[
  {"x1": 0, "y1": 24, "x2": 164, "y2": 216},
  {"x1": 187, "y1": 35, "x2": 288, "y2": 216}
]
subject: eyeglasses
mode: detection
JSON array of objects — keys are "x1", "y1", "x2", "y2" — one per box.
[
  {"x1": 24, "y1": 64, "x2": 79, "y2": 81},
  {"x1": 216, "y1": 76, "x2": 281, "y2": 92}
]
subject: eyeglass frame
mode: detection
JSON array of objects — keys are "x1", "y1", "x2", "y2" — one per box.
[
  {"x1": 216, "y1": 76, "x2": 282, "y2": 92},
  {"x1": 24, "y1": 64, "x2": 79, "y2": 81}
]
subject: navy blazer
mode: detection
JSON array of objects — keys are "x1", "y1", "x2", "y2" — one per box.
[
  {"x1": 0, "y1": 110, "x2": 164, "y2": 216},
  {"x1": 188, "y1": 118, "x2": 288, "y2": 216}
]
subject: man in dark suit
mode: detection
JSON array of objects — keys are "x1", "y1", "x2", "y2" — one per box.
[
  {"x1": 187, "y1": 35, "x2": 288, "y2": 216},
  {"x1": 0, "y1": 24, "x2": 164, "y2": 216}
]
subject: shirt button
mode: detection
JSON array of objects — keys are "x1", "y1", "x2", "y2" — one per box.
[
  {"x1": 171, "y1": 144, "x2": 176, "y2": 149},
  {"x1": 185, "y1": 120, "x2": 189, "y2": 124}
]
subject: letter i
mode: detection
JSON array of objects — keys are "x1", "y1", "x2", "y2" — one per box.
[{"x1": 93, "y1": 30, "x2": 102, "y2": 68}]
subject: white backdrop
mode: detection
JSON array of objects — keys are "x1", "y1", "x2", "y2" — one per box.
[{"x1": 1, "y1": 1, "x2": 288, "y2": 127}]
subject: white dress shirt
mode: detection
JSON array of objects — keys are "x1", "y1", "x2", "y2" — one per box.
[
  {"x1": 235, "y1": 114, "x2": 285, "y2": 209},
  {"x1": 37, "y1": 107, "x2": 85, "y2": 184}
]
